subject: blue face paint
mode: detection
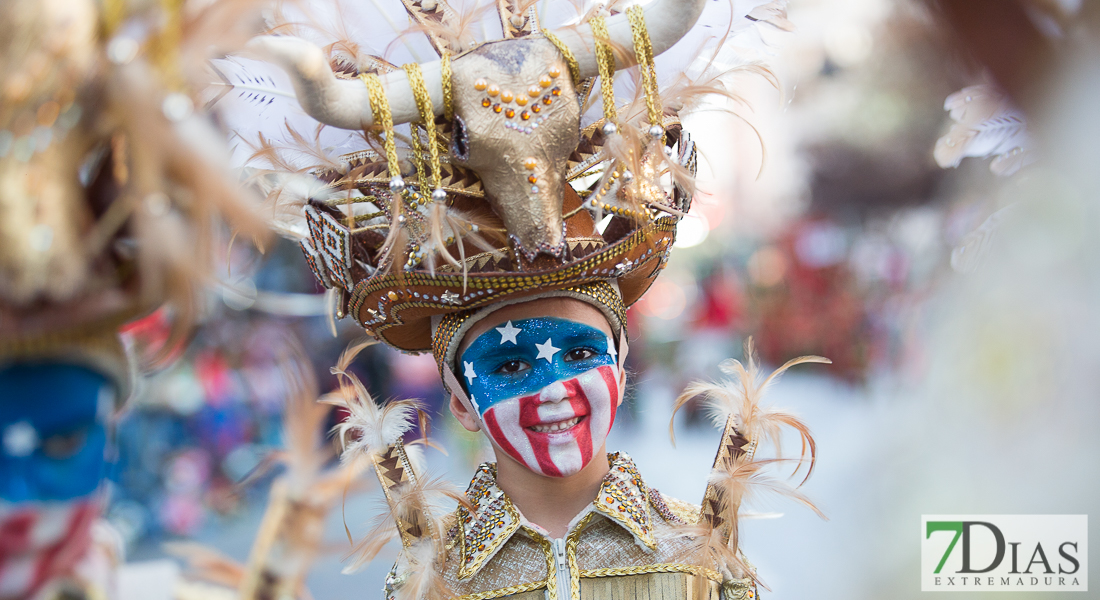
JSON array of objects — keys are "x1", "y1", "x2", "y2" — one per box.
[
  {"x1": 0, "y1": 363, "x2": 112, "y2": 502},
  {"x1": 459, "y1": 317, "x2": 617, "y2": 414}
]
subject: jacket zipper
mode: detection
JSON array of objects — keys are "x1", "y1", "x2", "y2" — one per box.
[{"x1": 551, "y1": 537, "x2": 571, "y2": 600}]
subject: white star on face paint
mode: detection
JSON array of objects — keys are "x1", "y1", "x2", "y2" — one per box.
[
  {"x1": 463, "y1": 361, "x2": 478, "y2": 384},
  {"x1": 606, "y1": 336, "x2": 617, "y2": 361},
  {"x1": 496, "y1": 321, "x2": 521, "y2": 345},
  {"x1": 535, "y1": 338, "x2": 560, "y2": 363}
]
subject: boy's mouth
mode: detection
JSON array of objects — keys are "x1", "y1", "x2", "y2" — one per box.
[{"x1": 527, "y1": 415, "x2": 585, "y2": 434}]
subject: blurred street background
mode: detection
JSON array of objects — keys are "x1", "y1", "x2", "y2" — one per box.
[{"x1": 108, "y1": 0, "x2": 1100, "y2": 598}]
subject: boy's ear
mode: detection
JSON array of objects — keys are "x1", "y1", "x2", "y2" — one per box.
[{"x1": 449, "y1": 393, "x2": 481, "y2": 432}]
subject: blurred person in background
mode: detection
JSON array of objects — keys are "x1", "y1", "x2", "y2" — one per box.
[{"x1": 0, "y1": 0, "x2": 271, "y2": 597}]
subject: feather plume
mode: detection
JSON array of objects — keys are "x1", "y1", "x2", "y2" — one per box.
[
  {"x1": 935, "y1": 84, "x2": 1035, "y2": 176},
  {"x1": 666, "y1": 338, "x2": 828, "y2": 585},
  {"x1": 165, "y1": 542, "x2": 246, "y2": 590},
  {"x1": 327, "y1": 338, "x2": 424, "y2": 463}
]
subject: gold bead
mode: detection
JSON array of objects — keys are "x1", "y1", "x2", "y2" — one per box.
[
  {"x1": 523, "y1": 157, "x2": 537, "y2": 170},
  {"x1": 539, "y1": 74, "x2": 552, "y2": 88},
  {"x1": 515, "y1": 95, "x2": 528, "y2": 106},
  {"x1": 474, "y1": 78, "x2": 488, "y2": 91},
  {"x1": 500, "y1": 90, "x2": 514, "y2": 103},
  {"x1": 528, "y1": 85, "x2": 541, "y2": 97},
  {"x1": 487, "y1": 84, "x2": 500, "y2": 97},
  {"x1": 549, "y1": 66, "x2": 561, "y2": 78}
]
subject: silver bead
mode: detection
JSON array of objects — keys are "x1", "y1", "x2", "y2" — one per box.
[
  {"x1": 397, "y1": 214, "x2": 407, "y2": 224},
  {"x1": 431, "y1": 188, "x2": 447, "y2": 203},
  {"x1": 663, "y1": 145, "x2": 674, "y2": 157},
  {"x1": 601, "y1": 122, "x2": 618, "y2": 137},
  {"x1": 648, "y1": 125, "x2": 664, "y2": 139},
  {"x1": 389, "y1": 176, "x2": 406, "y2": 194},
  {"x1": 621, "y1": 170, "x2": 634, "y2": 183},
  {"x1": 530, "y1": 185, "x2": 539, "y2": 194}
]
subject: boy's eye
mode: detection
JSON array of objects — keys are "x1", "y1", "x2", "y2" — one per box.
[
  {"x1": 41, "y1": 430, "x2": 89, "y2": 460},
  {"x1": 495, "y1": 360, "x2": 530, "y2": 375},
  {"x1": 564, "y1": 348, "x2": 598, "y2": 362}
]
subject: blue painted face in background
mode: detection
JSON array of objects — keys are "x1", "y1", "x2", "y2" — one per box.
[
  {"x1": 460, "y1": 317, "x2": 617, "y2": 414},
  {"x1": 0, "y1": 363, "x2": 112, "y2": 502}
]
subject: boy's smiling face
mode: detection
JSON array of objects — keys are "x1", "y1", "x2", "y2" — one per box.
[{"x1": 456, "y1": 299, "x2": 625, "y2": 477}]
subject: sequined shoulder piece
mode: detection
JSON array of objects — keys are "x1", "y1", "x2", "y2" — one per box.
[
  {"x1": 456, "y1": 463, "x2": 522, "y2": 581},
  {"x1": 648, "y1": 488, "x2": 701, "y2": 525},
  {"x1": 594, "y1": 453, "x2": 656, "y2": 550}
]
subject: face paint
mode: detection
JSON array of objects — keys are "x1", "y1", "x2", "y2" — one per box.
[
  {"x1": 460, "y1": 318, "x2": 620, "y2": 477},
  {"x1": 0, "y1": 363, "x2": 112, "y2": 597}
]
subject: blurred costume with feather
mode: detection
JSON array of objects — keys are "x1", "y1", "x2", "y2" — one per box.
[
  {"x1": 219, "y1": 0, "x2": 824, "y2": 598},
  {"x1": 0, "y1": 0, "x2": 267, "y2": 598}
]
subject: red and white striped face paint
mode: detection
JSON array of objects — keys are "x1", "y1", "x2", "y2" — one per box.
[
  {"x1": 0, "y1": 500, "x2": 99, "y2": 598},
  {"x1": 481, "y1": 364, "x2": 620, "y2": 477}
]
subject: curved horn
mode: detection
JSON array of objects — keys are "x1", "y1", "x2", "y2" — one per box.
[
  {"x1": 246, "y1": 36, "x2": 444, "y2": 131},
  {"x1": 550, "y1": 0, "x2": 707, "y2": 80}
]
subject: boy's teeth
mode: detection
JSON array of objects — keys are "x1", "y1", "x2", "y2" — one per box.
[{"x1": 531, "y1": 417, "x2": 580, "y2": 433}]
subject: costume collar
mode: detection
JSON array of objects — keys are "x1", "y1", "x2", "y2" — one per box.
[{"x1": 455, "y1": 452, "x2": 655, "y2": 581}]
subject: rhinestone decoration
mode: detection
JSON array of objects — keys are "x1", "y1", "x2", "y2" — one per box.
[
  {"x1": 595, "y1": 452, "x2": 656, "y2": 549},
  {"x1": 304, "y1": 206, "x2": 353, "y2": 289}
]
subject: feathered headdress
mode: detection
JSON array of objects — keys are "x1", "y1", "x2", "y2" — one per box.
[{"x1": 214, "y1": 0, "x2": 786, "y2": 383}]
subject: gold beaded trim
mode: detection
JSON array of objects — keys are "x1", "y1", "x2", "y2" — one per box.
[
  {"x1": 589, "y1": 15, "x2": 618, "y2": 125},
  {"x1": 628, "y1": 5, "x2": 663, "y2": 141},
  {"x1": 541, "y1": 29, "x2": 581, "y2": 87}
]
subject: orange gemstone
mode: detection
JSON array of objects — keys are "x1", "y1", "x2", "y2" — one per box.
[
  {"x1": 542, "y1": 95, "x2": 552, "y2": 105},
  {"x1": 531, "y1": 105, "x2": 540, "y2": 113},
  {"x1": 539, "y1": 74, "x2": 552, "y2": 88},
  {"x1": 528, "y1": 85, "x2": 541, "y2": 97},
  {"x1": 515, "y1": 95, "x2": 528, "y2": 106},
  {"x1": 528, "y1": 175, "x2": 538, "y2": 184},
  {"x1": 505, "y1": 108, "x2": 515, "y2": 118},
  {"x1": 551, "y1": 86, "x2": 561, "y2": 96},
  {"x1": 481, "y1": 97, "x2": 491, "y2": 107},
  {"x1": 549, "y1": 66, "x2": 561, "y2": 78},
  {"x1": 474, "y1": 78, "x2": 488, "y2": 91},
  {"x1": 500, "y1": 90, "x2": 514, "y2": 103},
  {"x1": 523, "y1": 157, "x2": 537, "y2": 170},
  {"x1": 487, "y1": 84, "x2": 500, "y2": 97},
  {"x1": 492, "y1": 103, "x2": 502, "y2": 113},
  {"x1": 520, "y1": 111, "x2": 530, "y2": 120}
]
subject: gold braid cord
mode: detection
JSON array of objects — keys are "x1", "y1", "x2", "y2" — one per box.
[
  {"x1": 589, "y1": 16, "x2": 618, "y2": 125},
  {"x1": 403, "y1": 63, "x2": 443, "y2": 192},
  {"x1": 627, "y1": 5, "x2": 663, "y2": 137},
  {"x1": 454, "y1": 581, "x2": 547, "y2": 600},
  {"x1": 542, "y1": 29, "x2": 581, "y2": 88},
  {"x1": 441, "y1": 51, "x2": 455, "y2": 122},
  {"x1": 360, "y1": 73, "x2": 401, "y2": 179},
  {"x1": 578, "y1": 564, "x2": 723, "y2": 584}
]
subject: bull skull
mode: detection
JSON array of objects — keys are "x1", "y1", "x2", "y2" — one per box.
[{"x1": 251, "y1": 0, "x2": 706, "y2": 262}]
